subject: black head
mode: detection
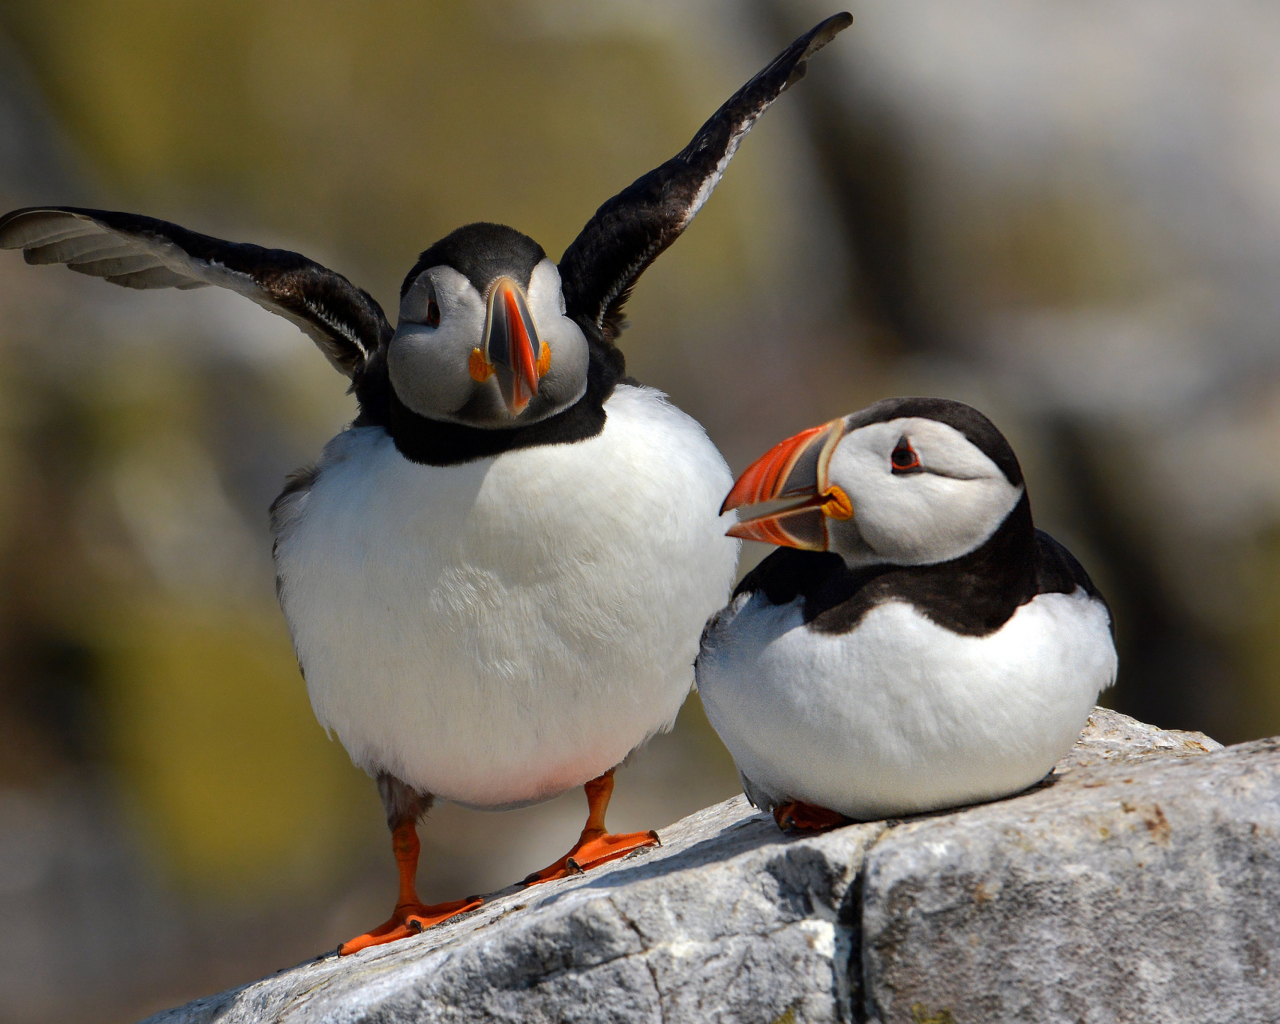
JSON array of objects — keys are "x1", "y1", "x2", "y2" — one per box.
[
  {"x1": 723, "y1": 397, "x2": 1028, "y2": 568},
  {"x1": 842, "y1": 397, "x2": 1024, "y2": 488},
  {"x1": 400, "y1": 222, "x2": 546, "y2": 300},
  {"x1": 385, "y1": 13, "x2": 854, "y2": 435},
  {"x1": 389, "y1": 223, "x2": 589, "y2": 428}
]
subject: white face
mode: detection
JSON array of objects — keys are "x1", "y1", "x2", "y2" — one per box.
[
  {"x1": 825, "y1": 417, "x2": 1024, "y2": 567},
  {"x1": 388, "y1": 258, "x2": 590, "y2": 427}
]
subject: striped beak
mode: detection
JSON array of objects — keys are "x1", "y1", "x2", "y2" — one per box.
[
  {"x1": 721, "y1": 418, "x2": 852, "y2": 550},
  {"x1": 477, "y1": 277, "x2": 547, "y2": 416}
]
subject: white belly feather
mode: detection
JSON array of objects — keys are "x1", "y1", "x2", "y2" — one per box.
[
  {"x1": 698, "y1": 589, "x2": 1117, "y2": 819},
  {"x1": 273, "y1": 385, "x2": 739, "y2": 808}
]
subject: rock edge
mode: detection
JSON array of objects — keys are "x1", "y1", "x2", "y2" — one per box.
[{"x1": 143, "y1": 709, "x2": 1279, "y2": 1024}]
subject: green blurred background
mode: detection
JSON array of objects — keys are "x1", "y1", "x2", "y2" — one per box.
[{"x1": 2, "y1": 2, "x2": 1279, "y2": 1021}]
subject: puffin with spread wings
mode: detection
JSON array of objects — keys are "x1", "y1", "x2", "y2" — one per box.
[{"x1": 0, "y1": 15, "x2": 852, "y2": 953}]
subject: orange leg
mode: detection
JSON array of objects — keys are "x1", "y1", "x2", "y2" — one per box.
[
  {"x1": 339, "y1": 820, "x2": 482, "y2": 955},
  {"x1": 772, "y1": 800, "x2": 849, "y2": 833},
  {"x1": 523, "y1": 769, "x2": 660, "y2": 885}
]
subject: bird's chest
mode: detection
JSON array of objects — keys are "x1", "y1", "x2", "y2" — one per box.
[
  {"x1": 699, "y1": 588, "x2": 1115, "y2": 816},
  {"x1": 276, "y1": 424, "x2": 666, "y2": 654},
  {"x1": 269, "y1": 388, "x2": 739, "y2": 802},
  {"x1": 713, "y1": 589, "x2": 1111, "y2": 710}
]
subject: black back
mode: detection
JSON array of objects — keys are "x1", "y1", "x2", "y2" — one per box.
[{"x1": 735, "y1": 495, "x2": 1111, "y2": 638}]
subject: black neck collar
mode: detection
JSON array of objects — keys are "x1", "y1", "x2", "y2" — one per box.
[
  {"x1": 352, "y1": 330, "x2": 625, "y2": 467},
  {"x1": 738, "y1": 492, "x2": 1041, "y2": 637}
]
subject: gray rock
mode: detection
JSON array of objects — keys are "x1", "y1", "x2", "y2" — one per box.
[
  {"x1": 862, "y1": 719, "x2": 1276, "y2": 1024},
  {"x1": 142, "y1": 709, "x2": 1277, "y2": 1024}
]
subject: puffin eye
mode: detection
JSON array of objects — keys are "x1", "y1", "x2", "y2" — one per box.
[
  {"x1": 426, "y1": 299, "x2": 440, "y2": 328},
  {"x1": 891, "y1": 436, "x2": 922, "y2": 474}
]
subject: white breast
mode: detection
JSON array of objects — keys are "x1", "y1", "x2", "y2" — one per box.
[
  {"x1": 273, "y1": 385, "x2": 739, "y2": 808},
  {"x1": 697, "y1": 589, "x2": 1116, "y2": 819}
]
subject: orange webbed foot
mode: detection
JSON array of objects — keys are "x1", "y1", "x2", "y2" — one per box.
[
  {"x1": 341, "y1": 815, "x2": 482, "y2": 956},
  {"x1": 772, "y1": 800, "x2": 849, "y2": 833},
  {"x1": 338, "y1": 896, "x2": 483, "y2": 956},
  {"x1": 523, "y1": 827, "x2": 660, "y2": 885},
  {"x1": 523, "y1": 768, "x2": 660, "y2": 886}
]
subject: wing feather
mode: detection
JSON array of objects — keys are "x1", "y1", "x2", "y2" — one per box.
[
  {"x1": 0, "y1": 206, "x2": 391, "y2": 377},
  {"x1": 559, "y1": 13, "x2": 851, "y2": 343}
]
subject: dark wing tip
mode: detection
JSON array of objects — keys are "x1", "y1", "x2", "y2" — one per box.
[
  {"x1": 784, "y1": 13, "x2": 853, "y2": 89},
  {"x1": 811, "y1": 12, "x2": 855, "y2": 48}
]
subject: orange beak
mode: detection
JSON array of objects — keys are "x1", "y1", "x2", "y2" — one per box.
[
  {"x1": 480, "y1": 277, "x2": 544, "y2": 415},
  {"x1": 722, "y1": 418, "x2": 852, "y2": 550}
]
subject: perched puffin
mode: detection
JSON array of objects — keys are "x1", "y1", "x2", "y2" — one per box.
[
  {"x1": 0, "y1": 15, "x2": 852, "y2": 952},
  {"x1": 697, "y1": 397, "x2": 1118, "y2": 830}
]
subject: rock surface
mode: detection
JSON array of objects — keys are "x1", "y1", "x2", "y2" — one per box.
[{"x1": 143, "y1": 709, "x2": 1278, "y2": 1024}]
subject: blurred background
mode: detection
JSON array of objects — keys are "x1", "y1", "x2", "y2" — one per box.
[{"x1": 1, "y1": 1, "x2": 1279, "y2": 1020}]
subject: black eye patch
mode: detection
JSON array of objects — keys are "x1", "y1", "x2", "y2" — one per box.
[{"x1": 891, "y1": 436, "x2": 922, "y2": 474}]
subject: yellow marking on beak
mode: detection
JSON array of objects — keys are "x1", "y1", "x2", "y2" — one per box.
[
  {"x1": 469, "y1": 347, "x2": 495, "y2": 382},
  {"x1": 823, "y1": 485, "x2": 853, "y2": 520},
  {"x1": 536, "y1": 343, "x2": 551, "y2": 378}
]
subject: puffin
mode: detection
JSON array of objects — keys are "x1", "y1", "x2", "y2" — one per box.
[
  {"x1": 696, "y1": 397, "x2": 1118, "y2": 830},
  {"x1": 0, "y1": 14, "x2": 853, "y2": 953}
]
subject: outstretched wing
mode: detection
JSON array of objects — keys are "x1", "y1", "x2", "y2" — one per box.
[
  {"x1": 558, "y1": 13, "x2": 852, "y2": 343},
  {"x1": 0, "y1": 206, "x2": 391, "y2": 377}
]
